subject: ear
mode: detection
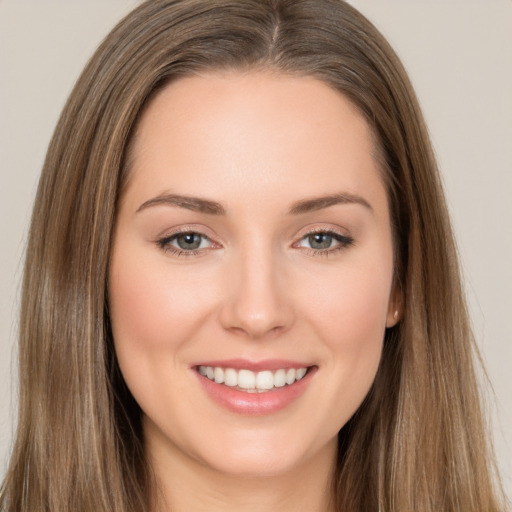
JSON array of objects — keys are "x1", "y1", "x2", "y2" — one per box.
[{"x1": 386, "y1": 282, "x2": 402, "y2": 328}]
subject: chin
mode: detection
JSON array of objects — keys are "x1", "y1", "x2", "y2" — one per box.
[
  {"x1": 199, "y1": 446, "x2": 309, "y2": 479},
  {"x1": 185, "y1": 426, "x2": 337, "y2": 480}
]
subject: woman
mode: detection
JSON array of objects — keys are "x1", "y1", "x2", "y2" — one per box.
[{"x1": 0, "y1": 0, "x2": 506, "y2": 510}]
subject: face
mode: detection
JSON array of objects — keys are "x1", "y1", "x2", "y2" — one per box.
[{"x1": 109, "y1": 71, "x2": 398, "y2": 478}]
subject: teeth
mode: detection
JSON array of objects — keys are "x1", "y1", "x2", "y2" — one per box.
[
  {"x1": 214, "y1": 367, "x2": 224, "y2": 384},
  {"x1": 198, "y1": 365, "x2": 309, "y2": 392},
  {"x1": 296, "y1": 367, "x2": 307, "y2": 380},
  {"x1": 274, "y1": 369, "x2": 286, "y2": 387},
  {"x1": 256, "y1": 370, "x2": 274, "y2": 390},
  {"x1": 285, "y1": 368, "x2": 296, "y2": 385},
  {"x1": 238, "y1": 369, "x2": 256, "y2": 389},
  {"x1": 224, "y1": 368, "x2": 238, "y2": 387}
]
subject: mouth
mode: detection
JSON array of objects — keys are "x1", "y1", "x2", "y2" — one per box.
[
  {"x1": 193, "y1": 361, "x2": 317, "y2": 415},
  {"x1": 196, "y1": 365, "x2": 310, "y2": 393}
]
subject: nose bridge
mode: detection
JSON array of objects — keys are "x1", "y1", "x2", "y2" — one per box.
[{"x1": 219, "y1": 234, "x2": 294, "y2": 338}]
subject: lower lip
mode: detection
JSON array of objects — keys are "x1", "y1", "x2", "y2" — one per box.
[{"x1": 195, "y1": 368, "x2": 316, "y2": 415}]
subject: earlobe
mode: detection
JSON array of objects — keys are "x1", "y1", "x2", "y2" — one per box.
[
  {"x1": 386, "y1": 286, "x2": 402, "y2": 328},
  {"x1": 386, "y1": 308, "x2": 400, "y2": 328}
]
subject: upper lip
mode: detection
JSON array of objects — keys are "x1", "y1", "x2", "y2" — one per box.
[{"x1": 191, "y1": 358, "x2": 314, "y2": 372}]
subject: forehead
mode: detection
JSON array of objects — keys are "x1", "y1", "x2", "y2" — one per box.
[{"x1": 123, "y1": 71, "x2": 385, "y2": 214}]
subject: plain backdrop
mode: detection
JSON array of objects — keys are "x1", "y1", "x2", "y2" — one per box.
[{"x1": 1, "y1": 0, "x2": 511, "y2": 498}]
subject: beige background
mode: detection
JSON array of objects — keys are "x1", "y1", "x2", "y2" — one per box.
[{"x1": 1, "y1": 0, "x2": 511, "y2": 497}]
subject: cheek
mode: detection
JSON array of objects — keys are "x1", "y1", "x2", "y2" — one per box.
[
  {"x1": 107, "y1": 247, "x2": 220, "y2": 403},
  {"x1": 303, "y1": 259, "x2": 392, "y2": 343},
  {"x1": 109, "y1": 251, "x2": 213, "y2": 351},
  {"x1": 107, "y1": 247, "x2": 223, "y2": 426},
  {"x1": 331, "y1": 283, "x2": 389, "y2": 422},
  {"x1": 298, "y1": 259, "x2": 392, "y2": 406}
]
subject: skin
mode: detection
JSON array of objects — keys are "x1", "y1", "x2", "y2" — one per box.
[{"x1": 109, "y1": 71, "x2": 399, "y2": 512}]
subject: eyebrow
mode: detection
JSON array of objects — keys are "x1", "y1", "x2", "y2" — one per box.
[
  {"x1": 136, "y1": 194, "x2": 226, "y2": 215},
  {"x1": 288, "y1": 193, "x2": 373, "y2": 215},
  {"x1": 136, "y1": 191, "x2": 373, "y2": 216}
]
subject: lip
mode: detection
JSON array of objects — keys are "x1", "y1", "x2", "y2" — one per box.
[
  {"x1": 192, "y1": 360, "x2": 317, "y2": 415},
  {"x1": 192, "y1": 358, "x2": 312, "y2": 372}
]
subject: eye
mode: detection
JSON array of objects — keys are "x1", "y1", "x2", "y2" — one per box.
[
  {"x1": 304, "y1": 233, "x2": 335, "y2": 250},
  {"x1": 295, "y1": 230, "x2": 354, "y2": 254},
  {"x1": 157, "y1": 231, "x2": 214, "y2": 255}
]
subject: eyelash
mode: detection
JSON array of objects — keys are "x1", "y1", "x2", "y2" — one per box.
[
  {"x1": 156, "y1": 228, "x2": 354, "y2": 257},
  {"x1": 156, "y1": 229, "x2": 214, "y2": 257},
  {"x1": 294, "y1": 228, "x2": 354, "y2": 257}
]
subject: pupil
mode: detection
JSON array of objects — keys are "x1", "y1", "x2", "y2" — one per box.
[
  {"x1": 309, "y1": 233, "x2": 332, "y2": 250},
  {"x1": 177, "y1": 233, "x2": 201, "y2": 250}
]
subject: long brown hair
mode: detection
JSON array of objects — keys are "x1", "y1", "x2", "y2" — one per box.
[{"x1": 1, "y1": 1, "x2": 505, "y2": 510}]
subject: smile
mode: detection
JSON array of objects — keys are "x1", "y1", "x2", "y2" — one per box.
[
  {"x1": 197, "y1": 365, "x2": 308, "y2": 393},
  {"x1": 194, "y1": 362, "x2": 317, "y2": 415}
]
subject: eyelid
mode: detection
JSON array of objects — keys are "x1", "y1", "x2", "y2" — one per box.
[
  {"x1": 155, "y1": 225, "x2": 222, "y2": 256},
  {"x1": 154, "y1": 224, "x2": 354, "y2": 257},
  {"x1": 291, "y1": 225, "x2": 355, "y2": 254},
  {"x1": 293, "y1": 224, "x2": 352, "y2": 241},
  {"x1": 155, "y1": 223, "x2": 218, "y2": 240}
]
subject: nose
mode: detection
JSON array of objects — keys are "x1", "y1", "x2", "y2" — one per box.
[{"x1": 218, "y1": 245, "x2": 295, "y2": 339}]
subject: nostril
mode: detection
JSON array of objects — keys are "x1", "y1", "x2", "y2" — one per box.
[{"x1": 217, "y1": 262, "x2": 296, "y2": 338}]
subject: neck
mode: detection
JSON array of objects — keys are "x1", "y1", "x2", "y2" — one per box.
[{"x1": 146, "y1": 429, "x2": 337, "y2": 512}]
